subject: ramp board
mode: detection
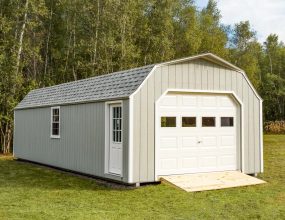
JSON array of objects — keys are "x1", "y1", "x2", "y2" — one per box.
[{"x1": 160, "y1": 171, "x2": 266, "y2": 192}]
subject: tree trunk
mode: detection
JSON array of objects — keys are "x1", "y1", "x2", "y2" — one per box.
[
  {"x1": 16, "y1": 0, "x2": 29, "y2": 76},
  {"x1": 268, "y1": 53, "x2": 273, "y2": 74},
  {"x1": 4, "y1": 125, "x2": 12, "y2": 154},
  {"x1": 0, "y1": 123, "x2": 12, "y2": 154},
  {"x1": 64, "y1": 29, "x2": 72, "y2": 81},
  {"x1": 72, "y1": 16, "x2": 77, "y2": 81},
  {"x1": 92, "y1": 0, "x2": 100, "y2": 74},
  {"x1": 121, "y1": 15, "x2": 126, "y2": 58},
  {"x1": 44, "y1": 6, "x2": 53, "y2": 78},
  {"x1": 33, "y1": 30, "x2": 37, "y2": 78}
]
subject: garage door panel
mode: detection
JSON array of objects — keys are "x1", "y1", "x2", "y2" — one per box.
[
  {"x1": 201, "y1": 96, "x2": 217, "y2": 107},
  {"x1": 182, "y1": 96, "x2": 197, "y2": 107},
  {"x1": 221, "y1": 135, "x2": 235, "y2": 146},
  {"x1": 160, "y1": 159, "x2": 177, "y2": 170},
  {"x1": 199, "y1": 156, "x2": 217, "y2": 168},
  {"x1": 157, "y1": 93, "x2": 238, "y2": 176},
  {"x1": 182, "y1": 137, "x2": 197, "y2": 148},
  {"x1": 219, "y1": 155, "x2": 236, "y2": 166},
  {"x1": 160, "y1": 95, "x2": 177, "y2": 107},
  {"x1": 182, "y1": 158, "x2": 198, "y2": 169},
  {"x1": 220, "y1": 97, "x2": 235, "y2": 107},
  {"x1": 201, "y1": 136, "x2": 217, "y2": 147},
  {"x1": 160, "y1": 137, "x2": 177, "y2": 148}
]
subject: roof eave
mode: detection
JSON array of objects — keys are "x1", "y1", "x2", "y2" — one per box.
[
  {"x1": 156, "y1": 53, "x2": 243, "y2": 72},
  {"x1": 15, "y1": 96, "x2": 130, "y2": 110}
]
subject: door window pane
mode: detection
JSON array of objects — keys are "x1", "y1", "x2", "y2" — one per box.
[
  {"x1": 202, "y1": 117, "x2": 216, "y2": 127},
  {"x1": 161, "y1": 117, "x2": 176, "y2": 127},
  {"x1": 221, "y1": 117, "x2": 234, "y2": 127},
  {"x1": 112, "y1": 106, "x2": 122, "y2": 143},
  {"x1": 182, "y1": 117, "x2": 196, "y2": 127}
]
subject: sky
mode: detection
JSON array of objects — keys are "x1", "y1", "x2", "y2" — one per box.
[{"x1": 196, "y1": 0, "x2": 285, "y2": 43}]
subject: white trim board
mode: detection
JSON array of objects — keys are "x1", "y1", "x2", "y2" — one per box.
[
  {"x1": 260, "y1": 100, "x2": 264, "y2": 172},
  {"x1": 128, "y1": 96, "x2": 134, "y2": 183}
]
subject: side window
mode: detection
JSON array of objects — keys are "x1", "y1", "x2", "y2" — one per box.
[
  {"x1": 51, "y1": 107, "x2": 60, "y2": 138},
  {"x1": 202, "y1": 117, "x2": 216, "y2": 127},
  {"x1": 221, "y1": 117, "x2": 234, "y2": 127},
  {"x1": 161, "y1": 117, "x2": 176, "y2": 127},
  {"x1": 182, "y1": 117, "x2": 196, "y2": 127}
]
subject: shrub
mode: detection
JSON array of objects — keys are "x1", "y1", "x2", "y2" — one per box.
[{"x1": 264, "y1": 121, "x2": 285, "y2": 134}]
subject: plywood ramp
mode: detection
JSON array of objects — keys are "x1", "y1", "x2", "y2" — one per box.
[{"x1": 160, "y1": 171, "x2": 266, "y2": 192}]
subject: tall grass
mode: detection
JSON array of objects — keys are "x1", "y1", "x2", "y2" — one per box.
[{"x1": 264, "y1": 121, "x2": 285, "y2": 134}]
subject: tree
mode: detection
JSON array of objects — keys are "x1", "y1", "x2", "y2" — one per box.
[
  {"x1": 198, "y1": 0, "x2": 228, "y2": 58},
  {"x1": 261, "y1": 73, "x2": 285, "y2": 120},
  {"x1": 261, "y1": 34, "x2": 285, "y2": 120},
  {"x1": 173, "y1": 0, "x2": 201, "y2": 57},
  {"x1": 229, "y1": 21, "x2": 262, "y2": 89},
  {"x1": 263, "y1": 34, "x2": 285, "y2": 78}
]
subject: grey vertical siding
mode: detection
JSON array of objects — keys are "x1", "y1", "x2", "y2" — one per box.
[
  {"x1": 14, "y1": 100, "x2": 129, "y2": 183},
  {"x1": 132, "y1": 58, "x2": 262, "y2": 183}
]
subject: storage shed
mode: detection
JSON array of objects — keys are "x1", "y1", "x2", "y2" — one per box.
[{"x1": 14, "y1": 53, "x2": 263, "y2": 185}]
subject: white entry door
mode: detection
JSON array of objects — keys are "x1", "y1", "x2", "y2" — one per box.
[
  {"x1": 156, "y1": 93, "x2": 238, "y2": 176},
  {"x1": 108, "y1": 104, "x2": 122, "y2": 175}
]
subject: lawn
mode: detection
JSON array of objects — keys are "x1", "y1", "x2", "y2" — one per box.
[{"x1": 0, "y1": 135, "x2": 284, "y2": 220}]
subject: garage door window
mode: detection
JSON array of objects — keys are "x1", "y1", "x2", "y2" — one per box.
[
  {"x1": 161, "y1": 117, "x2": 176, "y2": 127},
  {"x1": 221, "y1": 117, "x2": 234, "y2": 127},
  {"x1": 182, "y1": 117, "x2": 196, "y2": 127},
  {"x1": 202, "y1": 117, "x2": 215, "y2": 127}
]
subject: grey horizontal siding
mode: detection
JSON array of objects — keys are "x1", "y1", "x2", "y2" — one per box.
[
  {"x1": 14, "y1": 100, "x2": 129, "y2": 183},
  {"x1": 132, "y1": 58, "x2": 262, "y2": 183}
]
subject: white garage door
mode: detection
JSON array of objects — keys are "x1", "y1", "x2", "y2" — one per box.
[{"x1": 156, "y1": 93, "x2": 238, "y2": 176}]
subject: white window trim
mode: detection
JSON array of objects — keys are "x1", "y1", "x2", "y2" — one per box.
[{"x1": 50, "y1": 106, "x2": 60, "y2": 139}]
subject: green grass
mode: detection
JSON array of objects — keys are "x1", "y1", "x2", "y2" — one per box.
[{"x1": 0, "y1": 135, "x2": 284, "y2": 220}]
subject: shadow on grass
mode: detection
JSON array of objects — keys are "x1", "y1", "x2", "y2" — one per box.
[{"x1": 0, "y1": 157, "x2": 138, "y2": 192}]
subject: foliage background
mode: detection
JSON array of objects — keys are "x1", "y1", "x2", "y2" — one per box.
[{"x1": 1, "y1": 0, "x2": 285, "y2": 153}]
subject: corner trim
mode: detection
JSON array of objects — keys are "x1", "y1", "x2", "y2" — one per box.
[
  {"x1": 128, "y1": 96, "x2": 134, "y2": 183},
  {"x1": 260, "y1": 100, "x2": 264, "y2": 172}
]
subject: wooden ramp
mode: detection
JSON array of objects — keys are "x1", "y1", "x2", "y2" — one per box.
[{"x1": 160, "y1": 171, "x2": 266, "y2": 192}]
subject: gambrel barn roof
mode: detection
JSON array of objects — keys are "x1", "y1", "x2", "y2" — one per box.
[{"x1": 16, "y1": 53, "x2": 259, "y2": 110}]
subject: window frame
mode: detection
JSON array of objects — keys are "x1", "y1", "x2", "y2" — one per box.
[{"x1": 50, "y1": 106, "x2": 60, "y2": 139}]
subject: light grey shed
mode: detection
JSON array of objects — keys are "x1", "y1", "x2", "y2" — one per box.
[{"x1": 14, "y1": 53, "x2": 263, "y2": 184}]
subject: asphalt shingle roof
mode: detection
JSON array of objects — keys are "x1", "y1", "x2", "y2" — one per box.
[{"x1": 16, "y1": 64, "x2": 155, "y2": 109}]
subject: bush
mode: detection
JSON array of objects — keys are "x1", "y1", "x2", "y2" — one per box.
[{"x1": 264, "y1": 121, "x2": 285, "y2": 134}]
